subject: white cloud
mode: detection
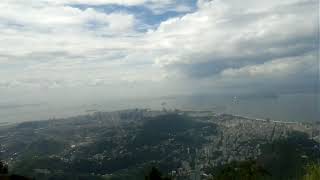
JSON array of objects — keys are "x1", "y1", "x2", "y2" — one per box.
[
  {"x1": 0, "y1": 2, "x2": 136, "y2": 32},
  {"x1": 151, "y1": 0, "x2": 317, "y2": 69},
  {"x1": 221, "y1": 54, "x2": 317, "y2": 79},
  {"x1": 0, "y1": 0, "x2": 137, "y2": 59},
  {"x1": 0, "y1": 0, "x2": 318, "y2": 101}
]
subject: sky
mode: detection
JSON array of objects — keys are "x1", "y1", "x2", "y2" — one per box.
[{"x1": 0, "y1": 0, "x2": 319, "y2": 108}]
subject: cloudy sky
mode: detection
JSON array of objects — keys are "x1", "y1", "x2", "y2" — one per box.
[{"x1": 0, "y1": 0, "x2": 318, "y2": 105}]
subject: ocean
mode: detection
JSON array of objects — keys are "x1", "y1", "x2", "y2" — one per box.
[{"x1": 0, "y1": 93, "x2": 318, "y2": 124}]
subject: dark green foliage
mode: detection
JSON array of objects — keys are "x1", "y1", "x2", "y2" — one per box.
[
  {"x1": 0, "y1": 161, "x2": 33, "y2": 180},
  {"x1": 212, "y1": 160, "x2": 270, "y2": 180},
  {"x1": 12, "y1": 156, "x2": 68, "y2": 177},
  {"x1": 0, "y1": 161, "x2": 8, "y2": 174},
  {"x1": 24, "y1": 139, "x2": 66, "y2": 157},
  {"x1": 145, "y1": 167, "x2": 171, "y2": 180},
  {"x1": 134, "y1": 114, "x2": 193, "y2": 146},
  {"x1": 0, "y1": 175, "x2": 33, "y2": 180},
  {"x1": 303, "y1": 162, "x2": 320, "y2": 180},
  {"x1": 143, "y1": 114, "x2": 195, "y2": 133},
  {"x1": 258, "y1": 131, "x2": 320, "y2": 179},
  {"x1": 210, "y1": 132, "x2": 320, "y2": 180},
  {"x1": 79, "y1": 139, "x2": 115, "y2": 157},
  {"x1": 133, "y1": 113, "x2": 215, "y2": 146},
  {"x1": 145, "y1": 167, "x2": 162, "y2": 180}
]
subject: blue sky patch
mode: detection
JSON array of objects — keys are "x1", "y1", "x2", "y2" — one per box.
[{"x1": 71, "y1": 0, "x2": 198, "y2": 31}]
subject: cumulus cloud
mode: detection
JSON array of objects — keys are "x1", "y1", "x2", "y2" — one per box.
[
  {"x1": 151, "y1": 0, "x2": 317, "y2": 74},
  {"x1": 0, "y1": 0, "x2": 318, "y2": 101}
]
